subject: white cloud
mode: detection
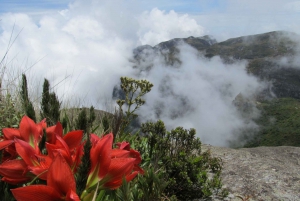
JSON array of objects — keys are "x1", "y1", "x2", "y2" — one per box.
[
  {"x1": 0, "y1": 0, "x2": 297, "y2": 146},
  {"x1": 0, "y1": 0, "x2": 208, "y2": 108},
  {"x1": 62, "y1": 16, "x2": 105, "y2": 40},
  {"x1": 0, "y1": 5, "x2": 136, "y2": 108},
  {"x1": 136, "y1": 43, "x2": 265, "y2": 146},
  {"x1": 138, "y1": 8, "x2": 206, "y2": 45}
]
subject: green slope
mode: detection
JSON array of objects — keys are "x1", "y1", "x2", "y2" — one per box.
[{"x1": 245, "y1": 98, "x2": 300, "y2": 147}]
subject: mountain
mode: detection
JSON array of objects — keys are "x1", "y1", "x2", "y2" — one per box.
[
  {"x1": 132, "y1": 35, "x2": 217, "y2": 66},
  {"x1": 133, "y1": 31, "x2": 300, "y2": 100},
  {"x1": 126, "y1": 31, "x2": 300, "y2": 147},
  {"x1": 204, "y1": 31, "x2": 297, "y2": 59},
  {"x1": 205, "y1": 31, "x2": 300, "y2": 100},
  {"x1": 128, "y1": 32, "x2": 300, "y2": 200}
]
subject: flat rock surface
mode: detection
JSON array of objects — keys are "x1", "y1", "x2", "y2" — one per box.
[{"x1": 202, "y1": 145, "x2": 300, "y2": 201}]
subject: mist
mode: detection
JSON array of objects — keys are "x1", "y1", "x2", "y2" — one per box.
[
  {"x1": 1, "y1": 0, "x2": 300, "y2": 146},
  {"x1": 133, "y1": 43, "x2": 266, "y2": 146}
]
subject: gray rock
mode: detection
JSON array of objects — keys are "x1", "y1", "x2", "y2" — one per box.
[{"x1": 202, "y1": 145, "x2": 300, "y2": 201}]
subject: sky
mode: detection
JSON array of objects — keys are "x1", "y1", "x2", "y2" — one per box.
[
  {"x1": 0, "y1": 0, "x2": 218, "y2": 15},
  {"x1": 1, "y1": 0, "x2": 300, "y2": 146}
]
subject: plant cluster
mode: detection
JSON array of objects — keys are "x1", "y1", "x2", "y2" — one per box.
[
  {"x1": 140, "y1": 121, "x2": 224, "y2": 200},
  {"x1": 0, "y1": 116, "x2": 143, "y2": 200},
  {"x1": 0, "y1": 75, "x2": 226, "y2": 200},
  {"x1": 243, "y1": 97, "x2": 300, "y2": 147},
  {"x1": 40, "y1": 78, "x2": 61, "y2": 126},
  {"x1": 0, "y1": 93, "x2": 22, "y2": 131},
  {"x1": 113, "y1": 77, "x2": 226, "y2": 200}
]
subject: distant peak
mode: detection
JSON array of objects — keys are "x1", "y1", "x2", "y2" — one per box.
[{"x1": 197, "y1": 35, "x2": 217, "y2": 45}]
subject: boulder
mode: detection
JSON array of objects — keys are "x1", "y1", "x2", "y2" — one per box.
[{"x1": 202, "y1": 145, "x2": 300, "y2": 201}]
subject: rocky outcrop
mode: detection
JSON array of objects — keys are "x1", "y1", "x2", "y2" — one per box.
[{"x1": 202, "y1": 145, "x2": 300, "y2": 201}]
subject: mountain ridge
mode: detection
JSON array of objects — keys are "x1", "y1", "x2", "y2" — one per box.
[
  {"x1": 129, "y1": 31, "x2": 300, "y2": 148},
  {"x1": 130, "y1": 31, "x2": 300, "y2": 200}
]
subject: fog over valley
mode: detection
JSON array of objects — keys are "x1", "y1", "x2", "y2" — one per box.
[{"x1": 1, "y1": 0, "x2": 300, "y2": 146}]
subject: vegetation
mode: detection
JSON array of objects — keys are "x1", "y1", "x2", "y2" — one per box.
[
  {"x1": 0, "y1": 93, "x2": 22, "y2": 131},
  {"x1": 20, "y1": 74, "x2": 36, "y2": 121},
  {"x1": 140, "y1": 121, "x2": 224, "y2": 200},
  {"x1": 108, "y1": 77, "x2": 226, "y2": 200},
  {"x1": 245, "y1": 97, "x2": 300, "y2": 147},
  {"x1": 40, "y1": 78, "x2": 61, "y2": 126},
  {"x1": 116, "y1": 77, "x2": 153, "y2": 139},
  {"x1": 204, "y1": 31, "x2": 296, "y2": 60},
  {"x1": 2, "y1": 30, "x2": 300, "y2": 200},
  {"x1": 0, "y1": 75, "x2": 226, "y2": 200}
]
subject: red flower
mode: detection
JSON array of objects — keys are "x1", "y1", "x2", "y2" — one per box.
[
  {"x1": 0, "y1": 115, "x2": 144, "y2": 199},
  {"x1": 116, "y1": 141, "x2": 130, "y2": 150},
  {"x1": 11, "y1": 153, "x2": 80, "y2": 201},
  {"x1": 45, "y1": 121, "x2": 63, "y2": 144},
  {"x1": 46, "y1": 129, "x2": 84, "y2": 172},
  {"x1": 0, "y1": 159, "x2": 32, "y2": 185},
  {"x1": 0, "y1": 116, "x2": 46, "y2": 162},
  {"x1": 115, "y1": 141, "x2": 144, "y2": 174},
  {"x1": 85, "y1": 133, "x2": 143, "y2": 190},
  {"x1": 14, "y1": 138, "x2": 52, "y2": 180},
  {"x1": 102, "y1": 157, "x2": 139, "y2": 189},
  {"x1": 17, "y1": 116, "x2": 45, "y2": 150}
]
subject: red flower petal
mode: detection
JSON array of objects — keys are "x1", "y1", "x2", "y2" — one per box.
[
  {"x1": 36, "y1": 118, "x2": 47, "y2": 139},
  {"x1": 2, "y1": 176, "x2": 31, "y2": 185},
  {"x1": 87, "y1": 133, "x2": 113, "y2": 188},
  {"x1": 1, "y1": 144, "x2": 18, "y2": 162},
  {"x1": 0, "y1": 140, "x2": 14, "y2": 150},
  {"x1": 90, "y1": 133, "x2": 113, "y2": 179},
  {"x1": 11, "y1": 185, "x2": 61, "y2": 201},
  {"x1": 90, "y1": 133, "x2": 99, "y2": 146},
  {"x1": 19, "y1": 116, "x2": 39, "y2": 145},
  {"x1": 133, "y1": 165, "x2": 145, "y2": 175},
  {"x1": 116, "y1": 141, "x2": 130, "y2": 150},
  {"x1": 46, "y1": 122, "x2": 63, "y2": 144},
  {"x1": 63, "y1": 130, "x2": 83, "y2": 150},
  {"x1": 47, "y1": 153, "x2": 77, "y2": 196},
  {"x1": 2, "y1": 128, "x2": 20, "y2": 140},
  {"x1": 29, "y1": 155, "x2": 52, "y2": 180},
  {"x1": 104, "y1": 171, "x2": 139, "y2": 189},
  {"x1": 71, "y1": 143, "x2": 84, "y2": 172},
  {"x1": 104, "y1": 158, "x2": 136, "y2": 183},
  {"x1": 66, "y1": 189, "x2": 81, "y2": 201},
  {"x1": 129, "y1": 149, "x2": 142, "y2": 164},
  {"x1": 47, "y1": 148, "x2": 73, "y2": 172},
  {"x1": 0, "y1": 159, "x2": 30, "y2": 184},
  {"x1": 14, "y1": 138, "x2": 38, "y2": 166},
  {"x1": 111, "y1": 149, "x2": 130, "y2": 158},
  {"x1": 46, "y1": 136, "x2": 73, "y2": 166}
]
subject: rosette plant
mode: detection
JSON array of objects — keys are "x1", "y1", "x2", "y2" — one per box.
[{"x1": 0, "y1": 116, "x2": 144, "y2": 200}]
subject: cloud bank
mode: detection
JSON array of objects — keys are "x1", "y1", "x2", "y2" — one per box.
[
  {"x1": 0, "y1": 0, "x2": 206, "y2": 108},
  {"x1": 1, "y1": 0, "x2": 299, "y2": 146},
  {"x1": 135, "y1": 43, "x2": 265, "y2": 146}
]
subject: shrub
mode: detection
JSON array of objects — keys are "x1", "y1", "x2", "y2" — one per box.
[
  {"x1": 20, "y1": 74, "x2": 36, "y2": 121},
  {"x1": 40, "y1": 78, "x2": 61, "y2": 125},
  {"x1": 141, "y1": 121, "x2": 224, "y2": 200},
  {"x1": 115, "y1": 77, "x2": 226, "y2": 200}
]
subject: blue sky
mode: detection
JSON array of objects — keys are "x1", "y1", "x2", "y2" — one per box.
[
  {"x1": 0, "y1": 0, "x2": 70, "y2": 13},
  {"x1": 0, "y1": 0, "x2": 223, "y2": 15}
]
